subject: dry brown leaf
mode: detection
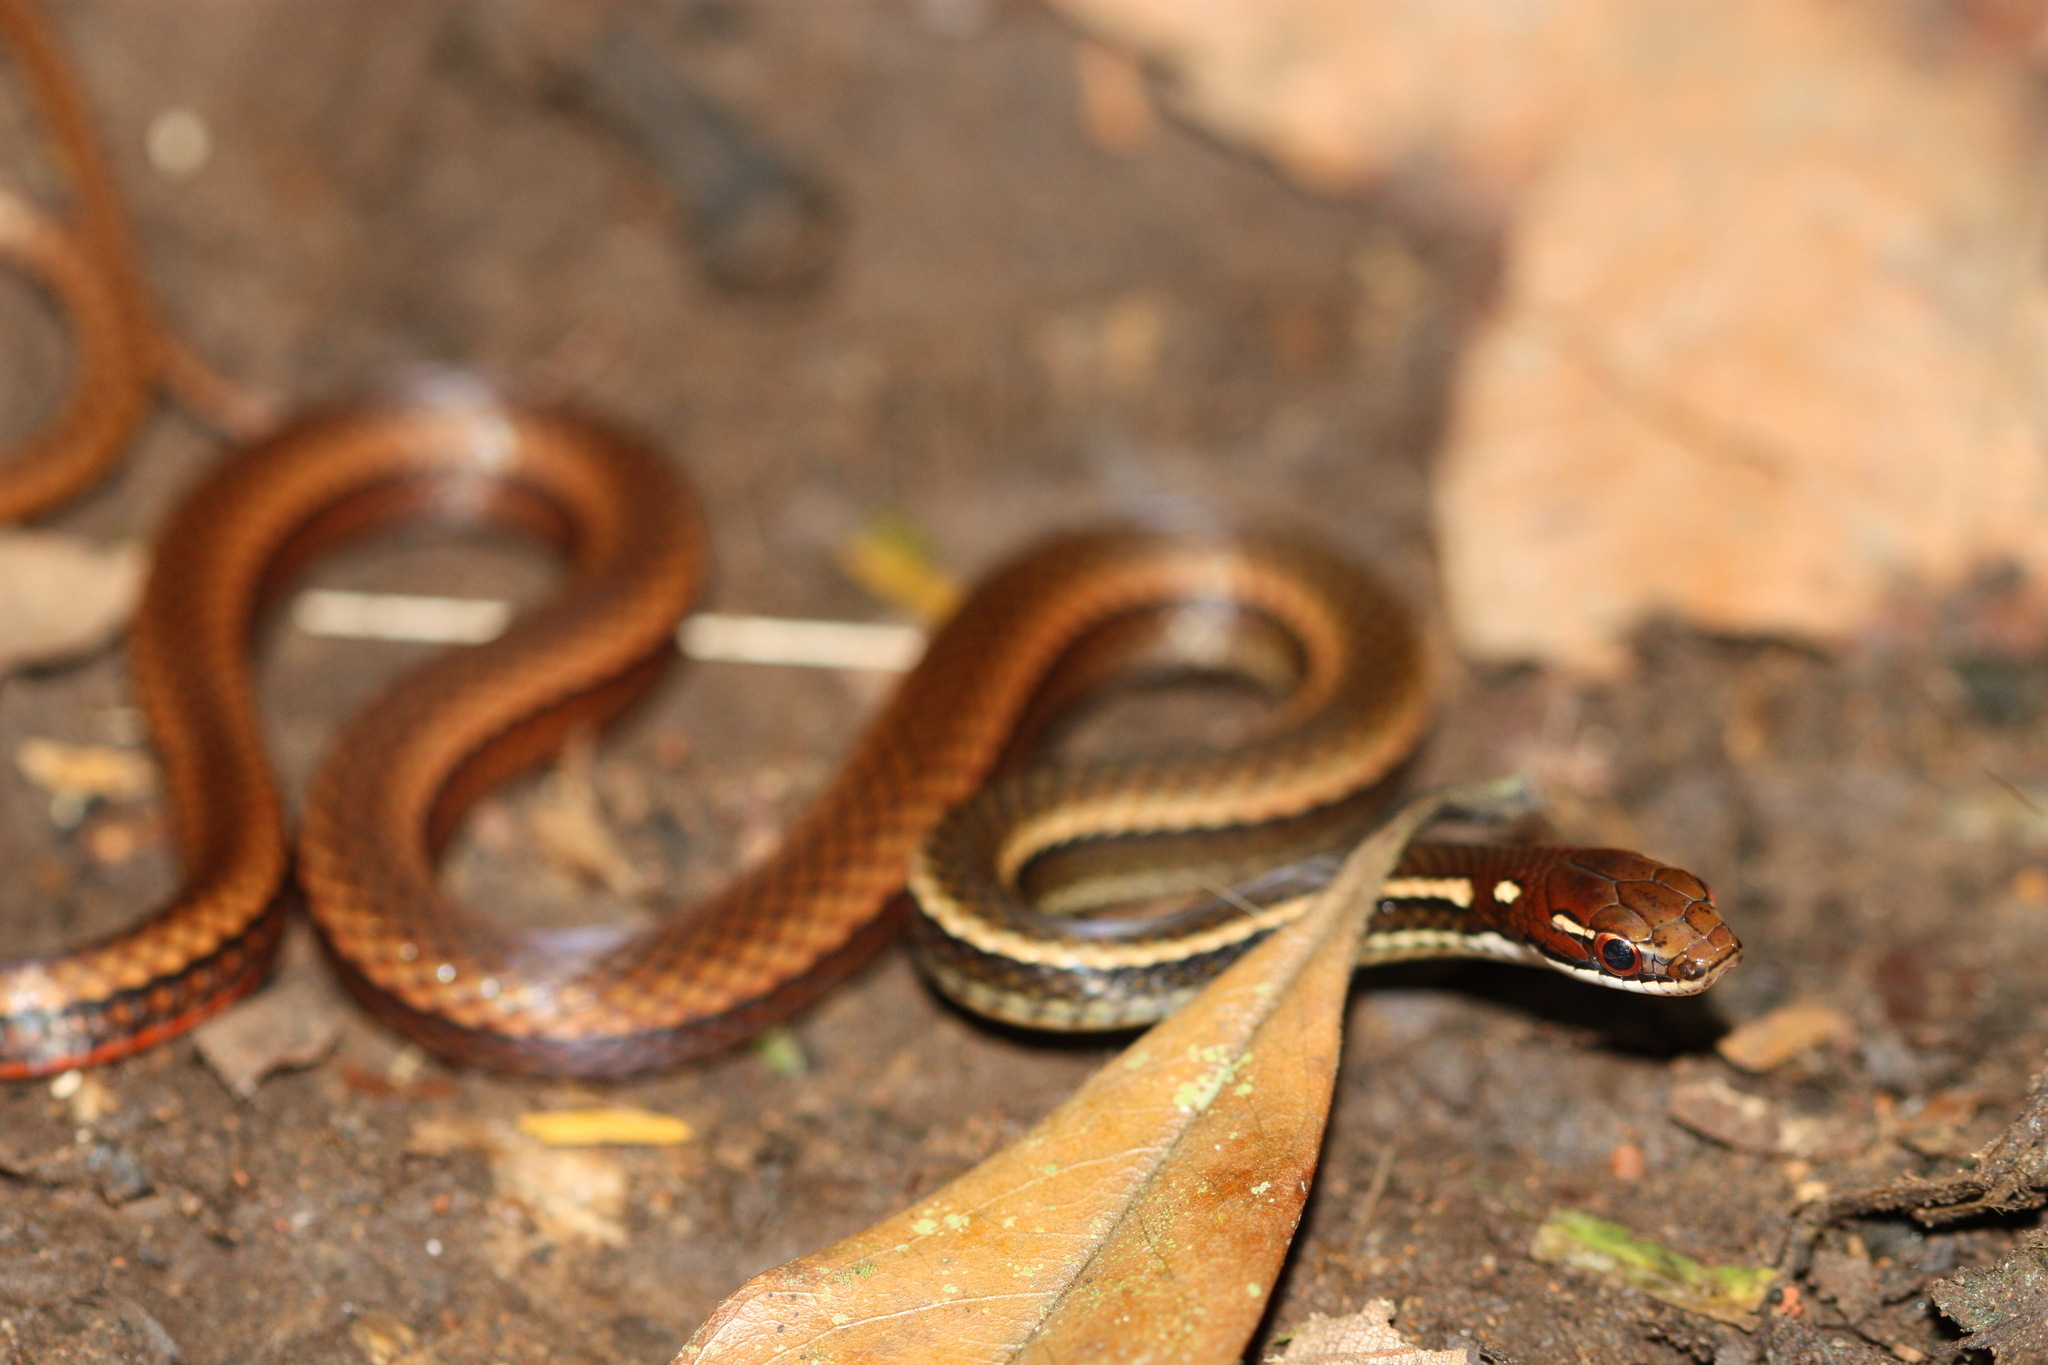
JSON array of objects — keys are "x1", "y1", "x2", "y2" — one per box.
[
  {"x1": 1047, "y1": 0, "x2": 2048, "y2": 673},
  {"x1": 681, "y1": 780, "x2": 1523, "y2": 1364},
  {"x1": 191, "y1": 926, "x2": 349, "y2": 1096},
  {"x1": 490, "y1": 1140, "x2": 629, "y2": 1248},
  {"x1": 0, "y1": 532, "x2": 145, "y2": 673},
  {"x1": 405, "y1": 1115, "x2": 629, "y2": 1249},
  {"x1": 1667, "y1": 1076, "x2": 1862, "y2": 1159},
  {"x1": 1716, "y1": 1001, "x2": 1853, "y2": 1073},
  {"x1": 191, "y1": 975, "x2": 346, "y2": 1098},
  {"x1": 1266, "y1": 1301, "x2": 1465, "y2": 1364},
  {"x1": 15, "y1": 737, "x2": 155, "y2": 802},
  {"x1": 1074, "y1": 39, "x2": 1159, "y2": 153}
]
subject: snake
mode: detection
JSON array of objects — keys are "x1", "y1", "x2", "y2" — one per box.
[
  {"x1": 0, "y1": 0, "x2": 163, "y2": 520},
  {"x1": 0, "y1": 6, "x2": 1741, "y2": 1081},
  {"x1": 0, "y1": 377, "x2": 1740, "y2": 1078},
  {"x1": 0, "y1": 0, "x2": 261, "y2": 522}
]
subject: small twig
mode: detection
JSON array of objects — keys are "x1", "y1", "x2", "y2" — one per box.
[
  {"x1": 1189, "y1": 871, "x2": 1267, "y2": 922},
  {"x1": 291, "y1": 590, "x2": 927, "y2": 671},
  {"x1": 159, "y1": 333, "x2": 280, "y2": 441},
  {"x1": 1985, "y1": 768, "x2": 2047, "y2": 821},
  {"x1": 1353, "y1": 1141, "x2": 1398, "y2": 1251}
]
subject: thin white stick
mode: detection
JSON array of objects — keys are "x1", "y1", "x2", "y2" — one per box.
[{"x1": 291, "y1": 589, "x2": 926, "y2": 672}]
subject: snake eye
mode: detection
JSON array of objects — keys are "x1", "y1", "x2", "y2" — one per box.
[{"x1": 1595, "y1": 932, "x2": 1642, "y2": 977}]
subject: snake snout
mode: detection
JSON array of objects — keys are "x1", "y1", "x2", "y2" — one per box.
[
  {"x1": 1640, "y1": 889, "x2": 1741, "y2": 992},
  {"x1": 1673, "y1": 924, "x2": 1742, "y2": 987}
]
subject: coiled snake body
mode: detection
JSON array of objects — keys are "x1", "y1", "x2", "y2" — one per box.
[
  {"x1": 0, "y1": 1, "x2": 1738, "y2": 1080},
  {"x1": 0, "y1": 386, "x2": 1739, "y2": 1079}
]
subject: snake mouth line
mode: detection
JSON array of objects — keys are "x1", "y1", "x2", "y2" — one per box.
[{"x1": 1546, "y1": 950, "x2": 1743, "y2": 996}]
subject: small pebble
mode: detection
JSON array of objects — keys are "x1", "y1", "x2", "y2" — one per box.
[{"x1": 146, "y1": 108, "x2": 211, "y2": 177}]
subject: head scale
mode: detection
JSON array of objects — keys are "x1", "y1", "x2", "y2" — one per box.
[{"x1": 1524, "y1": 850, "x2": 1740, "y2": 995}]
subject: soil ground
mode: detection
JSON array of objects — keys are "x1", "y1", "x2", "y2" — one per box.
[{"x1": 1, "y1": 3, "x2": 2045, "y2": 1362}]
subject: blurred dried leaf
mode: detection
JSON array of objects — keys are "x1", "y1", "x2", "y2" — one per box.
[
  {"x1": 191, "y1": 929, "x2": 347, "y2": 1096},
  {"x1": 491, "y1": 1141, "x2": 627, "y2": 1248},
  {"x1": 16, "y1": 737, "x2": 154, "y2": 802},
  {"x1": 406, "y1": 1115, "x2": 627, "y2": 1248},
  {"x1": 1668, "y1": 1076, "x2": 1863, "y2": 1158},
  {"x1": 1047, "y1": 0, "x2": 2048, "y2": 672},
  {"x1": 1074, "y1": 38, "x2": 1158, "y2": 152},
  {"x1": 1435, "y1": 2, "x2": 2048, "y2": 670},
  {"x1": 682, "y1": 781, "x2": 1520, "y2": 1364},
  {"x1": 191, "y1": 976, "x2": 344, "y2": 1098},
  {"x1": 0, "y1": 532, "x2": 144, "y2": 674},
  {"x1": 1266, "y1": 1302, "x2": 1464, "y2": 1363},
  {"x1": 1717, "y1": 1001, "x2": 1853, "y2": 1073}
]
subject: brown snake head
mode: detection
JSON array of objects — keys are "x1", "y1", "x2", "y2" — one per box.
[{"x1": 1513, "y1": 849, "x2": 1741, "y2": 995}]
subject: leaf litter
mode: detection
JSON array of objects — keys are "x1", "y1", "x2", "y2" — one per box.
[
  {"x1": 0, "y1": 531, "x2": 144, "y2": 675},
  {"x1": 1263, "y1": 1302, "x2": 1465, "y2": 1365}
]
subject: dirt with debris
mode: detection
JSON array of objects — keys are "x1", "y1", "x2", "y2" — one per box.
[{"x1": 2, "y1": 2, "x2": 2045, "y2": 1363}]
